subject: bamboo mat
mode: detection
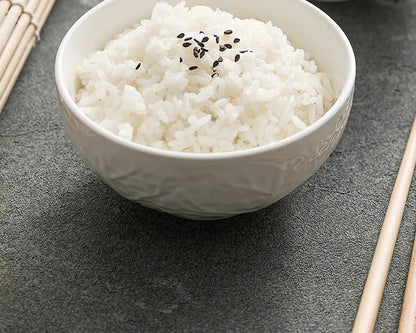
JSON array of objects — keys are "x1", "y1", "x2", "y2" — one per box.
[{"x1": 0, "y1": 0, "x2": 55, "y2": 113}]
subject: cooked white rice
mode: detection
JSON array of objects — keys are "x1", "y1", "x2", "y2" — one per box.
[{"x1": 76, "y1": 2, "x2": 336, "y2": 153}]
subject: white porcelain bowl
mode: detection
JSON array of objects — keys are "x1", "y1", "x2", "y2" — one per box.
[{"x1": 55, "y1": 0, "x2": 355, "y2": 220}]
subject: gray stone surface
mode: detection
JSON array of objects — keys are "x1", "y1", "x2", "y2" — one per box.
[{"x1": 1, "y1": 0, "x2": 416, "y2": 331}]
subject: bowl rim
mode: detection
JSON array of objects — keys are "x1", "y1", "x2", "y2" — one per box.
[{"x1": 55, "y1": 0, "x2": 356, "y2": 161}]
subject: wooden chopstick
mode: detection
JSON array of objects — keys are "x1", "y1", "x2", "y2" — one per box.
[
  {"x1": 0, "y1": 0, "x2": 28, "y2": 54},
  {"x1": 0, "y1": 0, "x2": 43, "y2": 81},
  {"x1": 30, "y1": 0, "x2": 53, "y2": 31},
  {"x1": 398, "y1": 233, "x2": 416, "y2": 333},
  {"x1": 352, "y1": 115, "x2": 416, "y2": 332},
  {"x1": 0, "y1": 1, "x2": 11, "y2": 24},
  {"x1": 0, "y1": 36, "x2": 34, "y2": 111},
  {"x1": 0, "y1": 0, "x2": 55, "y2": 112},
  {"x1": 0, "y1": 0, "x2": 55, "y2": 109},
  {"x1": 38, "y1": 0, "x2": 54, "y2": 28}
]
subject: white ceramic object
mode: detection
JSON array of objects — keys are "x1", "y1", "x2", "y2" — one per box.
[{"x1": 55, "y1": 0, "x2": 355, "y2": 220}]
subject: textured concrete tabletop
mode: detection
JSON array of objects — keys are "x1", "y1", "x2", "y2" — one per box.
[{"x1": 1, "y1": 0, "x2": 416, "y2": 331}]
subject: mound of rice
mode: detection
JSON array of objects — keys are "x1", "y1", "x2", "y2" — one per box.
[{"x1": 76, "y1": 2, "x2": 336, "y2": 153}]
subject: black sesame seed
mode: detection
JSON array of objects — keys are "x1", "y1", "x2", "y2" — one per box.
[
  {"x1": 194, "y1": 39, "x2": 205, "y2": 48},
  {"x1": 234, "y1": 38, "x2": 240, "y2": 43},
  {"x1": 202, "y1": 36, "x2": 209, "y2": 43},
  {"x1": 183, "y1": 42, "x2": 192, "y2": 47},
  {"x1": 214, "y1": 35, "x2": 220, "y2": 44},
  {"x1": 201, "y1": 47, "x2": 209, "y2": 52},
  {"x1": 184, "y1": 37, "x2": 192, "y2": 41},
  {"x1": 218, "y1": 56, "x2": 223, "y2": 62},
  {"x1": 224, "y1": 29, "x2": 233, "y2": 35},
  {"x1": 200, "y1": 50, "x2": 206, "y2": 58},
  {"x1": 193, "y1": 50, "x2": 199, "y2": 58},
  {"x1": 189, "y1": 66, "x2": 198, "y2": 70},
  {"x1": 224, "y1": 44, "x2": 232, "y2": 49},
  {"x1": 180, "y1": 57, "x2": 183, "y2": 63},
  {"x1": 177, "y1": 33, "x2": 185, "y2": 38},
  {"x1": 211, "y1": 73, "x2": 219, "y2": 78},
  {"x1": 135, "y1": 62, "x2": 141, "y2": 70},
  {"x1": 219, "y1": 45, "x2": 226, "y2": 52},
  {"x1": 235, "y1": 54, "x2": 241, "y2": 62},
  {"x1": 213, "y1": 60, "x2": 219, "y2": 68},
  {"x1": 199, "y1": 30, "x2": 204, "y2": 34},
  {"x1": 240, "y1": 50, "x2": 249, "y2": 53}
]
